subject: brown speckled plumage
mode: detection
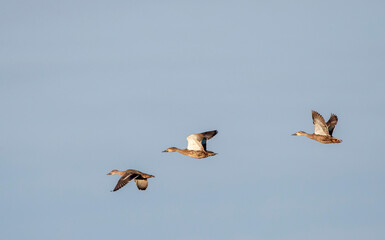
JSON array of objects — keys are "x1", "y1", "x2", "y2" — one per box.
[
  {"x1": 292, "y1": 110, "x2": 342, "y2": 144},
  {"x1": 163, "y1": 130, "x2": 218, "y2": 159},
  {"x1": 107, "y1": 169, "x2": 154, "y2": 191}
]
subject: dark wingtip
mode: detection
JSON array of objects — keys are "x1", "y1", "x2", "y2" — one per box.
[{"x1": 202, "y1": 130, "x2": 218, "y2": 139}]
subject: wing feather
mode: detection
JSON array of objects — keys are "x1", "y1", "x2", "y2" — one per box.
[
  {"x1": 113, "y1": 173, "x2": 139, "y2": 192},
  {"x1": 312, "y1": 111, "x2": 329, "y2": 136},
  {"x1": 200, "y1": 130, "x2": 218, "y2": 140},
  {"x1": 186, "y1": 130, "x2": 217, "y2": 151},
  {"x1": 135, "y1": 179, "x2": 149, "y2": 190},
  {"x1": 326, "y1": 114, "x2": 338, "y2": 136}
]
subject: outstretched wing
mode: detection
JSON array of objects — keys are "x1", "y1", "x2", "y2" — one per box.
[
  {"x1": 312, "y1": 111, "x2": 329, "y2": 136},
  {"x1": 326, "y1": 114, "x2": 338, "y2": 136},
  {"x1": 186, "y1": 130, "x2": 218, "y2": 151},
  {"x1": 113, "y1": 173, "x2": 139, "y2": 192},
  {"x1": 135, "y1": 179, "x2": 149, "y2": 190}
]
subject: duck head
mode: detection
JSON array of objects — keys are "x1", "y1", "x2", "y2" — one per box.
[
  {"x1": 107, "y1": 169, "x2": 120, "y2": 175},
  {"x1": 162, "y1": 147, "x2": 178, "y2": 152},
  {"x1": 292, "y1": 131, "x2": 306, "y2": 136}
]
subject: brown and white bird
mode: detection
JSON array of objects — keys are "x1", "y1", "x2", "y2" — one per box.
[
  {"x1": 107, "y1": 169, "x2": 155, "y2": 191},
  {"x1": 292, "y1": 110, "x2": 342, "y2": 144},
  {"x1": 163, "y1": 130, "x2": 218, "y2": 159}
]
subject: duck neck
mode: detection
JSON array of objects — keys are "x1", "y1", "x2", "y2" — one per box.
[
  {"x1": 305, "y1": 133, "x2": 318, "y2": 140},
  {"x1": 175, "y1": 148, "x2": 186, "y2": 153},
  {"x1": 116, "y1": 171, "x2": 126, "y2": 175},
  {"x1": 297, "y1": 131, "x2": 312, "y2": 138}
]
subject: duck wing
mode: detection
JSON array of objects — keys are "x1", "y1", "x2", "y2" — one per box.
[
  {"x1": 312, "y1": 111, "x2": 330, "y2": 136},
  {"x1": 186, "y1": 130, "x2": 217, "y2": 151},
  {"x1": 326, "y1": 114, "x2": 338, "y2": 136},
  {"x1": 113, "y1": 172, "x2": 139, "y2": 192},
  {"x1": 135, "y1": 178, "x2": 149, "y2": 190}
]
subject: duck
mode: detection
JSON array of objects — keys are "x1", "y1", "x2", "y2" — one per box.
[
  {"x1": 107, "y1": 169, "x2": 155, "y2": 191},
  {"x1": 163, "y1": 130, "x2": 218, "y2": 159},
  {"x1": 292, "y1": 110, "x2": 342, "y2": 144}
]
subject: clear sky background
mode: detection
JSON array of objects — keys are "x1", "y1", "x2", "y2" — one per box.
[{"x1": 1, "y1": 1, "x2": 385, "y2": 239}]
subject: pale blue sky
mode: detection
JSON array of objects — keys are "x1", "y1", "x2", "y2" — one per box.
[{"x1": 1, "y1": 1, "x2": 385, "y2": 239}]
